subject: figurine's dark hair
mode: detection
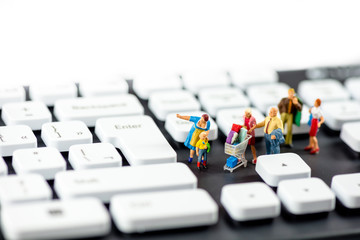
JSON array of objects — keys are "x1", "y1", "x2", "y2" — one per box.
[
  {"x1": 315, "y1": 98, "x2": 321, "y2": 106},
  {"x1": 202, "y1": 114, "x2": 209, "y2": 122}
]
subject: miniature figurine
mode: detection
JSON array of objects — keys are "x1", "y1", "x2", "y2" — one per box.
[
  {"x1": 176, "y1": 113, "x2": 210, "y2": 163},
  {"x1": 249, "y1": 107, "x2": 284, "y2": 154},
  {"x1": 243, "y1": 108, "x2": 257, "y2": 164},
  {"x1": 196, "y1": 132, "x2": 209, "y2": 170},
  {"x1": 304, "y1": 98, "x2": 324, "y2": 154},
  {"x1": 277, "y1": 88, "x2": 303, "y2": 147}
]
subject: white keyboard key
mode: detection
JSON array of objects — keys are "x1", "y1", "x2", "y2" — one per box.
[
  {"x1": 133, "y1": 74, "x2": 182, "y2": 100},
  {"x1": 41, "y1": 121, "x2": 92, "y2": 152},
  {"x1": 266, "y1": 105, "x2": 311, "y2": 135},
  {"x1": 96, "y1": 116, "x2": 176, "y2": 166},
  {"x1": 182, "y1": 70, "x2": 230, "y2": 94},
  {"x1": 345, "y1": 77, "x2": 360, "y2": 101},
  {"x1": 69, "y1": 143, "x2": 122, "y2": 170},
  {"x1": 110, "y1": 189, "x2": 218, "y2": 233},
  {"x1": 0, "y1": 174, "x2": 51, "y2": 205},
  {"x1": 341, "y1": 122, "x2": 360, "y2": 152},
  {"x1": 79, "y1": 79, "x2": 129, "y2": 97},
  {"x1": 29, "y1": 82, "x2": 78, "y2": 106},
  {"x1": 148, "y1": 90, "x2": 200, "y2": 121},
  {"x1": 165, "y1": 111, "x2": 218, "y2": 142},
  {"x1": 229, "y1": 68, "x2": 278, "y2": 90},
  {"x1": 1, "y1": 101, "x2": 52, "y2": 130},
  {"x1": 1, "y1": 198, "x2": 111, "y2": 240},
  {"x1": 54, "y1": 163, "x2": 197, "y2": 203},
  {"x1": 247, "y1": 83, "x2": 290, "y2": 113},
  {"x1": 0, "y1": 157, "x2": 8, "y2": 176},
  {"x1": 277, "y1": 178, "x2": 335, "y2": 215},
  {"x1": 198, "y1": 87, "x2": 250, "y2": 117},
  {"x1": 54, "y1": 95, "x2": 144, "y2": 127},
  {"x1": 322, "y1": 100, "x2": 360, "y2": 130},
  {"x1": 0, "y1": 125, "x2": 37, "y2": 157},
  {"x1": 13, "y1": 147, "x2": 66, "y2": 180},
  {"x1": 216, "y1": 107, "x2": 265, "y2": 137},
  {"x1": 221, "y1": 182, "x2": 280, "y2": 221},
  {"x1": 255, "y1": 153, "x2": 311, "y2": 187},
  {"x1": 0, "y1": 85, "x2": 25, "y2": 109},
  {"x1": 298, "y1": 79, "x2": 350, "y2": 106},
  {"x1": 331, "y1": 173, "x2": 360, "y2": 208}
]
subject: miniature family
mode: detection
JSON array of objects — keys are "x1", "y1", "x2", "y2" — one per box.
[{"x1": 176, "y1": 88, "x2": 324, "y2": 170}]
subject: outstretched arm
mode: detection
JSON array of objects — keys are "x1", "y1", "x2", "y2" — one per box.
[{"x1": 176, "y1": 114, "x2": 191, "y2": 121}]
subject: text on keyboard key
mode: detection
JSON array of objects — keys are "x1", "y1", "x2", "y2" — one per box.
[
  {"x1": 0, "y1": 174, "x2": 52, "y2": 205},
  {"x1": 255, "y1": 153, "x2": 311, "y2": 187},
  {"x1": 277, "y1": 178, "x2": 335, "y2": 215},
  {"x1": 110, "y1": 189, "x2": 218, "y2": 233},
  {"x1": 95, "y1": 115, "x2": 176, "y2": 166},
  {"x1": 0, "y1": 85, "x2": 26, "y2": 109},
  {"x1": 0, "y1": 125, "x2": 37, "y2": 157},
  {"x1": 198, "y1": 87, "x2": 250, "y2": 118},
  {"x1": 148, "y1": 90, "x2": 201, "y2": 121},
  {"x1": 41, "y1": 121, "x2": 92, "y2": 152},
  {"x1": 54, "y1": 163, "x2": 197, "y2": 203},
  {"x1": 54, "y1": 95, "x2": 144, "y2": 127},
  {"x1": 1, "y1": 198, "x2": 111, "y2": 240},
  {"x1": 13, "y1": 147, "x2": 66, "y2": 180},
  {"x1": 221, "y1": 182, "x2": 280, "y2": 221},
  {"x1": 1, "y1": 101, "x2": 52, "y2": 130},
  {"x1": 69, "y1": 142, "x2": 122, "y2": 170}
]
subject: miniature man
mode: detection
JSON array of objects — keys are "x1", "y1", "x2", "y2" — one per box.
[
  {"x1": 249, "y1": 107, "x2": 284, "y2": 154},
  {"x1": 277, "y1": 88, "x2": 302, "y2": 147},
  {"x1": 196, "y1": 132, "x2": 209, "y2": 170}
]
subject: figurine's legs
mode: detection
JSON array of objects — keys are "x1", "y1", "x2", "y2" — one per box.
[
  {"x1": 281, "y1": 113, "x2": 293, "y2": 145},
  {"x1": 264, "y1": 134, "x2": 271, "y2": 154},
  {"x1": 189, "y1": 150, "x2": 195, "y2": 163},
  {"x1": 271, "y1": 144, "x2": 280, "y2": 154},
  {"x1": 250, "y1": 145, "x2": 257, "y2": 161}
]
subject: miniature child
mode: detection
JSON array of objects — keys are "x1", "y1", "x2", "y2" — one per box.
[
  {"x1": 304, "y1": 98, "x2": 325, "y2": 154},
  {"x1": 176, "y1": 113, "x2": 210, "y2": 163},
  {"x1": 196, "y1": 132, "x2": 209, "y2": 170}
]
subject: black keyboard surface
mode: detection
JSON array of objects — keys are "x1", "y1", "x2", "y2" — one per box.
[{"x1": 1, "y1": 69, "x2": 360, "y2": 240}]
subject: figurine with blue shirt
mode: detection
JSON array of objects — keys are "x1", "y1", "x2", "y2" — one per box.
[
  {"x1": 176, "y1": 113, "x2": 210, "y2": 163},
  {"x1": 249, "y1": 107, "x2": 284, "y2": 154}
]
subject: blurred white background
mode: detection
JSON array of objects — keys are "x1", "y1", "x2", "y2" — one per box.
[{"x1": 0, "y1": 0, "x2": 360, "y2": 84}]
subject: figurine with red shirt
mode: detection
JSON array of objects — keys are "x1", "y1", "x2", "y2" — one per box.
[
  {"x1": 304, "y1": 98, "x2": 325, "y2": 154},
  {"x1": 243, "y1": 108, "x2": 257, "y2": 164}
]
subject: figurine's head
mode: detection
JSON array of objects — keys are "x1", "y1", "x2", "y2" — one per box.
[
  {"x1": 199, "y1": 131, "x2": 207, "y2": 140},
  {"x1": 200, "y1": 114, "x2": 209, "y2": 123},
  {"x1": 288, "y1": 88, "x2": 295, "y2": 99},
  {"x1": 244, "y1": 108, "x2": 252, "y2": 119},
  {"x1": 314, "y1": 98, "x2": 321, "y2": 107},
  {"x1": 269, "y1": 107, "x2": 278, "y2": 118}
]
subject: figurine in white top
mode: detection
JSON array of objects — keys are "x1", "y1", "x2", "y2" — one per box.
[{"x1": 304, "y1": 99, "x2": 325, "y2": 154}]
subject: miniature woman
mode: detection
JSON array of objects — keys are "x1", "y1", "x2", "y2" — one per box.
[
  {"x1": 304, "y1": 98, "x2": 324, "y2": 154},
  {"x1": 176, "y1": 113, "x2": 210, "y2": 163},
  {"x1": 243, "y1": 108, "x2": 257, "y2": 164}
]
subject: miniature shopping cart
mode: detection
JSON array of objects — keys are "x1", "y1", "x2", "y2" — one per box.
[{"x1": 223, "y1": 134, "x2": 252, "y2": 173}]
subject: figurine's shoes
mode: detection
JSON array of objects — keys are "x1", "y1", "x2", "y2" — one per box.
[
  {"x1": 304, "y1": 146, "x2": 313, "y2": 151},
  {"x1": 188, "y1": 157, "x2": 193, "y2": 163},
  {"x1": 197, "y1": 162, "x2": 201, "y2": 170},
  {"x1": 310, "y1": 148, "x2": 320, "y2": 154},
  {"x1": 202, "y1": 162, "x2": 208, "y2": 169},
  {"x1": 252, "y1": 159, "x2": 257, "y2": 164}
]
